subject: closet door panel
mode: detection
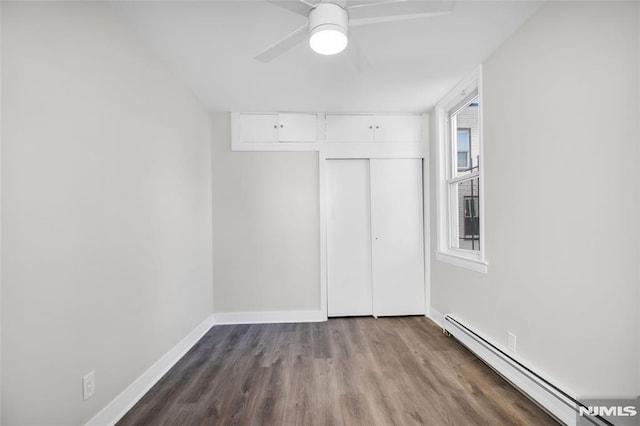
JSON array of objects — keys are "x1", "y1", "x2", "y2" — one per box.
[
  {"x1": 370, "y1": 159, "x2": 425, "y2": 316},
  {"x1": 326, "y1": 160, "x2": 373, "y2": 317}
]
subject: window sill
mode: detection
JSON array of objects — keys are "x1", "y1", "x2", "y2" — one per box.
[{"x1": 436, "y1": 251, "x2": 488, "y2": 274}]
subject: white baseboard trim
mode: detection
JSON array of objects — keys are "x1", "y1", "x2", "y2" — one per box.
[
  {"x1": 426, "y1": 307, "x2": 444, "y2": 328},
  {"x1": 443, "y1": 315, "x2": 581, "y2": 426},
  {"x1": 212, "y1": 310, "x2": 326, "y2": 325},
  {"x1": 85, "y1": 315, "x2": 215, "y2": 426}
]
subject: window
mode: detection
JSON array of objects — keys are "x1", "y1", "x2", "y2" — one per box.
[
  {"x1": 457, "y1": 129, "x2": 471, "y2": 171},
  {"x1": 463, "y1": 196, "x2": 480, "y2": 245},
  {"x1": 435, "y1": 67, "x2": 487, "y2": 273}
]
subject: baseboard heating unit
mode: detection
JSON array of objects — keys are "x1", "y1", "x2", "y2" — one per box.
[{"x1": 443, "y1": 315, "x2": 618, "y2": 426}]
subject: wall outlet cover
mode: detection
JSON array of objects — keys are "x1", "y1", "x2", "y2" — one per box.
[{"x1": 83, "y1": 371, "x2": 96, "y2": 400}]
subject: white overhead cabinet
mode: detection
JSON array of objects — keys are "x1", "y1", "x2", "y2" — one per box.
[
  {"x1": 326, "y1": 158, "x2": 425, "y2": 317},
  {"x1": 373, "y1": 114, "x2": 423, "y2": 143},
  {"x1": 325, "y1": 115, "x2": 373, "y2": 142},
  {"x1": 232, "y1": 112, "x2": 426, "y2": 156},
  {"x1": 236, "y1": 112, "x2": 318, "y2": 144},
  {"x1": 325, "y1": 114, "x2": 423, "y2": 143},
  {"x1": 278, "y1": 113, "x2": 317, "y2": 142},
  {"x1": 239, "y1": 114, "x2": 279, "y2": 142}
]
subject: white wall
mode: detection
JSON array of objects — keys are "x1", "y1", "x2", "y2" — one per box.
[
  {"x1": 1, "y1": 2, "x2": 213, "y2": 424},
  {"x1": 431, "y1": 1, "x2": 639, "y2": 398},
  {"x1": 0, "y1": 2, "x2": 3, "y2": 421},
  {"x1": 211, "y1": 113, "x2": 320, "y2": 315}
]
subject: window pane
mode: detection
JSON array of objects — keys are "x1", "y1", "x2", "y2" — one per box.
[
  {"x1": 457, "y1": 152, "x2": 468, "y2": 170},
  {"x1": 456, "y1": 129, "x2": 470, "y2": 171},
  {"x1": 451, "y1": 177, "x2": 480, "y2": 251},
  {"x1": 453, "y1": 98, "x2": 479, "y2": 177},
  {"x1": 457, "y1": 130, "x2": 470, "y2": 151}
]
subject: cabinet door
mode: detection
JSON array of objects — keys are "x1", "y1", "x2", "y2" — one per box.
[
  {"x1": 326, "y1": 160, "x2": 373, "y2": 317},
  {"x1": 374, "y1": 114, "x2": 422, "y2": 143},
  {"x1": 370, "y1": 159, "x2": 425, "y2": 316},
  {"x1": 325, "y1": 114, "x2": 374, "y2": 142},
  {"x1": 239, "y1": 114, "x2": 279, "y2": 142},
  {"x1": 279, "y1": 113, "x2": 317, "y2": 142}
]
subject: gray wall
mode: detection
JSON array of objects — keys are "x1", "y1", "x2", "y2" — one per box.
[
  {"x1": 1, "y1": 2, "x2": 213, "y2": 424},
  {"x1": 211, "y1": 113, "x2": 320, "y2": 314},
  {"x1": 430, "y1": 1, "x2": 639, "y2": 397}
]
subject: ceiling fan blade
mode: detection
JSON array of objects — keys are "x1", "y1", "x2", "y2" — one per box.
[
  {"x1": 267, "y1": 0, "x2": 316, "y2": 17},
  {"x1": 350, "y1": 10, "x2": 451, "y2": 27},
  {"x1": 254, "y1": 24, "x2": 309, "y2": 62},
  {"x1": 347, "y1": 0, "x2": 453, "y2": 21},
  {"x1": 347, "y1": 0, "x2": 409, "y2": 8},
  {"x1": 321, "y1": 0, "x2": 348, "y2": 7}
]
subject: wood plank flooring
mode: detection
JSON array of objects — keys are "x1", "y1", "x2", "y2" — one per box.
[{"x1": 118, "y1": 317, "x2": 558, "y2": 426}]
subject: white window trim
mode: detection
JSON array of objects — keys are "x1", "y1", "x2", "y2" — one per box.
[{"x1": 435, "y1": 66, "x2": 488, "y2": 274}]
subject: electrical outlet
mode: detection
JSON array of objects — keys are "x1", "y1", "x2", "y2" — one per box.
[
  {"x1": 507, "y1": 332, "x2": 517, "y2": 353},
  {"x1": 82, "y1": 371, "x2": 96, "y2": 400}
]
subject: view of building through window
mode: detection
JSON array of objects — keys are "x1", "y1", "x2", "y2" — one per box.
[{"x1": 451, "y1": 97, "x2": 480, "y2": 251}]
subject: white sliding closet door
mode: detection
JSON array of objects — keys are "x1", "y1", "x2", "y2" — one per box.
[
  {"x1": 370, "y1": 159, "x2": 425, "y2": 316},
  {"x1": 326, "y1": 160, "x2": 373, "y2": 317},
  {"x1": 326, "y1": 158, "x2": 425, "y2": 317}
]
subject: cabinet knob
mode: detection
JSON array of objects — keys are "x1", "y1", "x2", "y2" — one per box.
[
  {"x1": 376, "y1": 126, "x2": 380, "y2": 129},
  {"x1": 280, "y1": 125, "x2": 284, "y2": 128},
  {"x1": 369, "y1": 126, "x2": 373, "y2": 129},
  {"x1": 273, "y1": 125, "x2": 277, "y2": 129}
]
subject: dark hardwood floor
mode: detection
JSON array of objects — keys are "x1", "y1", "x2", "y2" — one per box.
[{"x1": 118, "y1": 317, "x2": 558, "y2": 426}]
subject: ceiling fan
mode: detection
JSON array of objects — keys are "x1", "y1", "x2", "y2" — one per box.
[{"x1": 255, "y1": 0, "x2": 453, "y2": 62}]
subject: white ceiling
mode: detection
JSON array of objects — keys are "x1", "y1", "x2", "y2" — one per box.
[{"x1": 112, "y1": 1, "x2": 542, "y2": 113}]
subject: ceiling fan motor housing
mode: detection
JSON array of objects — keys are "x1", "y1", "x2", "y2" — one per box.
[{"x1": 308, "y1": 3, "x2": 349, "y2": 38}]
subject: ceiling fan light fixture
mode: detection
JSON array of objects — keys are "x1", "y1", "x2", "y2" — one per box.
[
  {"x1": 308, "y1": 3, "x2": 349, "y2": 56},
  {"x1": 309, "y1": 25, "x2": 348, "y2": 55}
]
